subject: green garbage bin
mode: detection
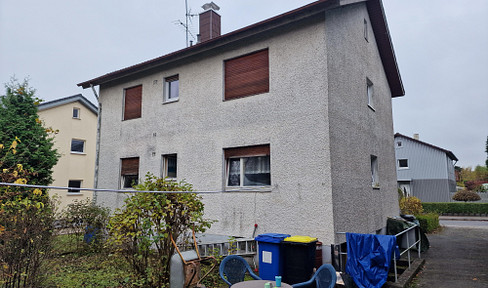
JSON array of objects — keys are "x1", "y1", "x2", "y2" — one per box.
[{"x1": 282, "y1": 235, "x2": 317, "y2": 285}]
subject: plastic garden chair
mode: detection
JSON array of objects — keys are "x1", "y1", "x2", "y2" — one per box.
[
  {"x1": 292, "y1": 264, "x2": 337, "y2": 288},
  {"x1": 219, "y1": 255, "x2": 261, "y2": 287}
]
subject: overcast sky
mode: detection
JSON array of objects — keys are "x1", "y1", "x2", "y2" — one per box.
[{"x1": 1, "y1": 0, "x2": 487, "y2": 168}]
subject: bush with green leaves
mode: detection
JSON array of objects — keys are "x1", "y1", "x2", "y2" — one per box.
[
  {"x1": 0, "y1": 147, "x2": 55, "y2": 287},
  {"x1": 60, "y1": 199, "x2": 110, "y2": 253},
  {"x1": 422, "y1": 202, "x2": 488, "y2": 215},
  {"x1": 399, "y1": 196, "x2": 423, "y2": 215},
  {"x1": 452, "y1": 189, "x2": 481, "y2": 202},
  {"x1": 107, "y1": 173, "x2": 213, "y2": 287},
  {"x1": 416, "y1": 213, "x2": 439, "y2": 233}
]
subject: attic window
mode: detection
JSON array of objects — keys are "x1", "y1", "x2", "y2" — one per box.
[
  {"x1": 396, "y1": 141, "x2": 402, "y2": 147},
  {"x1": 73, "y1": 107, "x2": 80, "y2": 119}
]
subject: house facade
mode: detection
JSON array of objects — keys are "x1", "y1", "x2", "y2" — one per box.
[
  {"x1": 394, "y1": 133, "x2": 458, "y2": 202},
  {"x1": 37, "y1": 95, "x2": 98, "y2": 210},
  {"x1": 78, "y1": 0, "x2": 403, "y2": 250}
]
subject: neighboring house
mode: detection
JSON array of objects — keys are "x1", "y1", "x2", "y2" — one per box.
[
  {"x1": 78, "y1": 0, "x2": 404, "y2": 254},
  {"x1": 37, "y1": 94, "x2": 98, "y2": 210},
  {"x1": 394, "y1": 133, "x2": 458, "y2": 202}
]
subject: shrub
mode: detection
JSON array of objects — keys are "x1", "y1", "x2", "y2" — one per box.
[
  {"x1": 423, "y1": 203, "x2": 488, "y2": 215},
  {"x1": 0, "y1": 162, "x2": 55, "y2": 287},
  {"x1": 416, "y1": 213, "x2": 439, "y2": 233},
  {"x1": 107, "y1": 173, "x2": 213, "y2": 287},
  {"x1": 59, "y1": 199, "x2": 110, "y2": 253},
  {"x1": 452, "y1": 190, "x2": 481, "y2": 202},
  {"x1": 399, "y1": 196, "x2": 423, "y2": 215}
]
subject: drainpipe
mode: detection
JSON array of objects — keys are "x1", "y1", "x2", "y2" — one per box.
[{"x1": 91, "y1": 84, "x2": 101, "y2": 205}]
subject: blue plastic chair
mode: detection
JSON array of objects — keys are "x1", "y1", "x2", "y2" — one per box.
[
  {"x1": 219, "y1": 255, "x2": 261, "y2": 287},
  {"x1": 292, "y1": 264, "x2": 337, "y2": 288}
]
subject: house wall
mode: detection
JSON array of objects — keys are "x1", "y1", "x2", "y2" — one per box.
[
  {"x1": 38, "y1": 101, "x2": 97, "y2": 210},
  {"x1": 96, "y1": 16, "x2": 338, "y2": 243},
  {"x1": 325, "y1": 3, "x2": 400, "y2": 241},
  {"x1": 395, "y1": 135, "x2": 457, "y2": 202}
]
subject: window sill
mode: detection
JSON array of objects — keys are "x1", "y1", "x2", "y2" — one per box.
[
  {"x1": 225, "y1": 186, "x2": 272, "y2": 193},
  {"x1": 67, "y1": 193, "x2": 83, "y2": 196},
  {"x1": 163, "y1": 98, "x2": 179, "y2": 105},
  {"x1": 368, "y1": 104, "x2": 376, "y2": 112},
  {"x1": 70, "y1": 152, "x2": 86, "y2": 155},
  {"x1": 72, "y1": 117, "x2": 81, "y2": 120},
  {"x1": 372, "y1": 185, "x2": 380, "y2": 190}
]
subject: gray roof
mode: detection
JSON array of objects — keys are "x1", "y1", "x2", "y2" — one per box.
[
  {"x1": 394, "y1": 133, "x2": 458, "y2": 161},
  {"x1": 37, "y1": 94, "x2": 98, "y2": 115}
]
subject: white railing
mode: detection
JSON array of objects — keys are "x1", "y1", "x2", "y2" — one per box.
[{"x1": 336, "y1": 223, "x2": 421, "y2": 283}]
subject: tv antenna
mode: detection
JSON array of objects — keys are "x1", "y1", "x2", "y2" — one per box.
[{"x1": 177, "y1": 0, "x2": 198, "y2": 47}]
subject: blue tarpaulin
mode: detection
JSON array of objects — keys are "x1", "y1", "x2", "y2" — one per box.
[{"x1": 345, "y1": 233, "x2": 400, "y2": 288}]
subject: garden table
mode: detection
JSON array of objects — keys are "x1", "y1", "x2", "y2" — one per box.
[{"x1": 231, "y1": 280, "x2": 293, "y2": 288}]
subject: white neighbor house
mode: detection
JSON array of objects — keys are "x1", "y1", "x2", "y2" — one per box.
[{"x1": 78, "y1": 0, "x2": 404, "y2": 256}]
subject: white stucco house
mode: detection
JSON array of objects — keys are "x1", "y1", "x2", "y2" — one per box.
[{"x1": 78, "y1": 0, "x2": 404, "y2": 256}]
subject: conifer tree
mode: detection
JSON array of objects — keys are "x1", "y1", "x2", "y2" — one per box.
[{"x1": 0, "y1": 78, "x2": 59, "y2": 185}]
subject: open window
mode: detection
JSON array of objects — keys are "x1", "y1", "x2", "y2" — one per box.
[
  {"x1": 121, "y1": 157, "x2": 139, "y2": 188},
  {"x1": 163, "y1": 154, "x2": 177, "y2": 179},
  {"x1": 224, "y1": 144, "x2": 270, "y2": 188}
]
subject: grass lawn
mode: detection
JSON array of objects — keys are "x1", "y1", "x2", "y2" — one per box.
[{"x1": 44, "y1": 234, "x2": 230, "y2": 288}]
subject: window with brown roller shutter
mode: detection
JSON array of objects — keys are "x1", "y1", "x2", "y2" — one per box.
[
  {"x1": 121, "y1": 157, "x2": 139, "y2": 188},
  {"x1": 224, "y1": 49, "x2": 269, "y2": 100},
  {"x1": 123, "y1": 85, "x2": 142, "y2": 120}
]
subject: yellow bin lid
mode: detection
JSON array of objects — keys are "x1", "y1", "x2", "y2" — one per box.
[{"x1": 284, "y1": 235, "x2": 318, "y2": 243}]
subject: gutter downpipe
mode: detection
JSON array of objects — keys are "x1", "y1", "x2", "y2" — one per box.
[{"x1": 91, "y1": 84, "x2": 101, "y2": 205}]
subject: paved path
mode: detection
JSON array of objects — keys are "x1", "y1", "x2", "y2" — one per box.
[{"x1": 414, "y1": 225, "x2": 488, "y2": 287}]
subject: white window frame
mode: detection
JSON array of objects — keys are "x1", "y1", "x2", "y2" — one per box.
[
  {"x1": 371, "y1": 155, "x2": 379, "y2": 188},
  {"x1": 226, "y1": 155, "x2": 271, "y2": 189},
  {"x1": 367, "y1": 78, "x2": 374, "y2": 110},
  {"x1": 67, "y1": 180, "x2": 82, "y2": 194},
  {"x1": 396, "y1": 141, "x2": 403, "y2": 148},
  {"x1": 164, "y1": 75, "x2": 179, "y2": 103},
  {"x1": 398, "y1": 159, "x2": 409, "y2": 170},
  {"x1": 162, "y1": 154, "x2": 177, "y2": 180},
  {"x1": 73, "y1": 107, "x2": 80, "y2": 119},
  {"x1": 70, "y1": 139, "x2": 85, "y2": 154}
]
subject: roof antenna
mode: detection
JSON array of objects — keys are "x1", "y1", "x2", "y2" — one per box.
[{"x1": 179, "y1": 0, "x2": 198, "y2": 47}]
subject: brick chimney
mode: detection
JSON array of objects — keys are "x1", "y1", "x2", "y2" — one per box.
[{"x1": 199, "y1": 2, "x2": 221, "y2": 42}]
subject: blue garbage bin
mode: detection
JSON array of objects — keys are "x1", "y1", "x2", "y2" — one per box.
[{"x1": 255, "y1": 233, "x2": 290, "y2": 280}]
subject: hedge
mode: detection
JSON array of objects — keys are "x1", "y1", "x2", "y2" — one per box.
[
  {"x1": 416, "y1": 213, "x2": 439, "y2": 233},
  {"x1": 422, "y1": 203, "x2": 488, "y2": 215}
]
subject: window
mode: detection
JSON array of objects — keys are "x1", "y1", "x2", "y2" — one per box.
[
  {"x1": 225, "y1": 145, "x2": 270, "y2": 187},
  {"x1": 123, "y1": 85, "x2": 142, "y2": 120},
  {"x1": 73, "y1": 107, "x2": 80, "y2": 119},
  {"x1": 224, "y1": 49, "x2": 269, "y2": 100},
  {"x1": 371, "y1": 155, "x2": 379, "y2": 188},
  {"x1": 164, "y1": 75, "x2": 179, "y2": 102},
  {"x1": 68, "y1": 180, "x2": 82, "y2": 193},
  {"x1": 121, "y1": 157, "x2": 139, "y2": 188},
  {"x1": 364, "y1": 19, "x2": 369, "y2": 42},
  {"x1": 396, "y1": 141, "x2": 403, "y2": 147},
  {"x1": 71, "y1": 139, "x2": 85, "y2": 153},
  {"x1": 163, "y1": 154, "x2": 177, "y2": 179},
  {"x1": 398, "y1": 159, "x2": 409, "y2": 169},
  {"x1": 367, "y1": 78, "x2": 374, "y2": 109}
]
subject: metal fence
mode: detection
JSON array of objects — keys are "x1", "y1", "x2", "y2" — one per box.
[{"x1": 335, "y1": 223, "x2": 421, "y2": 283}]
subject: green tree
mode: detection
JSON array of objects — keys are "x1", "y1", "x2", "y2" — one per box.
[{"x1": 0, "y1": 78, "x2": 59, "y2": 185}]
